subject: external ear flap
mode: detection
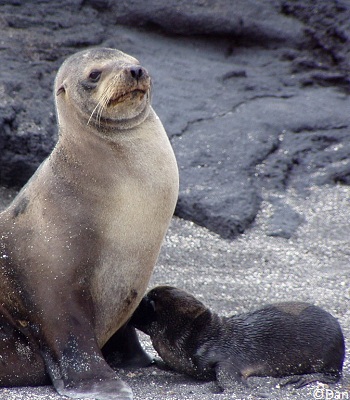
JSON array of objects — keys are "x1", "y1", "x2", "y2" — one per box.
[
  {"x1": 149, "y1": 300, "x2": 156, "y2": 312},
  {"x1": 56, "y1": 84, "x2": 66, "y2": 96}
]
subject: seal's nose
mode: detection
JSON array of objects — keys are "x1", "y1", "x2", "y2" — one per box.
[{"x1": 129, "y1": 66, "x2": 145, "y2": 80}]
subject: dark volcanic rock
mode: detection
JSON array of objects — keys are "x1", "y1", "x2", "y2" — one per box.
[
  {"x1": 282, "y1": 0, "x2": 350, "y2": 79},
  {"x1": 1, "y1": 0, "x2": 350, "y2": 239},
  {"x1": 173, "y1": 89, "x2": 350, "y2": 238},
  {"x1": 105, "y1": 0, "x2": 303, "y2": 44},
  {"x1": 266, "y1": 197, "x2": 305, "y2": 238},
  {"x1": 0, "y1": 0, "x2": 107, "y2": 186},
  {"x1": 282, "y1": 0, "x2": 350, "y2": 92}
]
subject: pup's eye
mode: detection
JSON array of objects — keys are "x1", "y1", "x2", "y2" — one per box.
[{"x1": 88, "y1": 70, "x2": 101, "y2": 82}]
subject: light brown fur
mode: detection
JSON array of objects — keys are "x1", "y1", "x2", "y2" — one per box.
[{"x1": 0, "y1": 48, "x2": 178, "y2": 400}]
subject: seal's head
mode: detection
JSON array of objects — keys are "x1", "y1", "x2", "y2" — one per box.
[
  {"x1": 131, "y1": 286, "x2": 213, "y2": 379},
  {"x1": 55, "y1": 48, "x2": 151, "y2": 132},
  {"x1": 131, "y1": 286, "x2": 207, "y2": 336}
]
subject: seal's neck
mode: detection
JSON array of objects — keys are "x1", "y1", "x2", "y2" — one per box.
[
  {"x1": 52, "y1": 107, "x2": 167, "y2": 197},
  {"x1": 57, "y1": 104, "x2": 155, "y2": 150}
]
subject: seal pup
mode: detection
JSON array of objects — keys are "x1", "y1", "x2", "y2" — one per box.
[
  {"x1": 131, "y1": 286, "x2": 345, "y2": 392},
  {"x1": 0, "y1": 48, "x2": 179, "y2": 400}
]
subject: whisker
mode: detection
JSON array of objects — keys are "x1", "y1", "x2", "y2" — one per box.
[
  {"x1": 97, "y1": 90, "x2": 111, "y2": 126},
  {"x1": 96, "y1": 96, "x2": 108, "y2": 125},
  {"x1": 87, "y1": 77, "x2": 118, "y2": 126},
  {"x1": 87, "y1": 102, "x2": 100, "y2": 126}
]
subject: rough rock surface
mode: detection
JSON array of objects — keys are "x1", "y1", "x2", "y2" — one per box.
[
  {"x1": 0, "y1": 1, "x2": 349, "y2": 399},
  {"x1": 1, "y1": 0, "x2": 350, "y2": 238}
]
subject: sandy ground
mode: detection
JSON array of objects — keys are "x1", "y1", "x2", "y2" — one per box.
[{"x1": 0, "y1": 184, "x2": 349, "y2": 400}]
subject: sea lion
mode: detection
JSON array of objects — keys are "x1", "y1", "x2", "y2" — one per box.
[
  {"x1": 0, "y1": 48, "x2": 179, "y2": 400},
  {"x1": 131, "y1": 286, "x2": 345, "y2": 392}
]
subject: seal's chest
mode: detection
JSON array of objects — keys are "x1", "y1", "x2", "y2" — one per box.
[{"x1": 90, "y1": 179, "x2": 175, "y2": 343}]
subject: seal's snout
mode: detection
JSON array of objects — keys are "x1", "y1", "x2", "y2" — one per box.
[
  {"x1": 129, "y1": 66, "x2": 147, "y2": 80},
  {"x1": 130, "y1": 295, "x2": 157, "y2": 332}
]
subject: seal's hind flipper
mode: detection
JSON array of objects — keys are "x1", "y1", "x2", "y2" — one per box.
[
  {"x1": 0, "y1": 309, "x2": 49, "y2": 386},
  {"x1": 279, "y1": 372, "x2": 341, "y2": 388}
]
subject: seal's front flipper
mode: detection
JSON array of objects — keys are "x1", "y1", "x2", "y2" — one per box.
[
  {"x1": 54, "y1": 377, "x2": 133, "y2": 400},
  {"x1": 215, "y1": 361, "x2": 244, "y2": 391},
  {"x1": 215, "y1": 362, "x2": 270, "y2": 399},
  {"x1": 35, "y1": 307, "x2": 133, "y2": 400},
  {"x1": 43, "y1": 332, "x2": 133, "y2": 400},
  {"x1": 102, "y1": 322, "x2": 153, "y2": 368}
]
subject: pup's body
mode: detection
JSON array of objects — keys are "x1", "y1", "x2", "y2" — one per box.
[{"x1": 131, "y1": 286, "x2": 345, "y2": 391}]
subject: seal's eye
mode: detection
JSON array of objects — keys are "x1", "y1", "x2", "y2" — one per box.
[{"x1": 88, "y1": 70, "x2": 102, "y2": 82}]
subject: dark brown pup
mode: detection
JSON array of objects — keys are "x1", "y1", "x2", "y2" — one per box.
[{"x1": 131, "y1": 286, "x2": 345, "y2": 391}]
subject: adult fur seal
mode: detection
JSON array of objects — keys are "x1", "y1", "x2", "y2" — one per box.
[
  {"x1": 0, "y1": 48, "x2": 179, "y2": 399},
  {"x1": 131, "y1": 286, "x2": 345, "y2": 392}
]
